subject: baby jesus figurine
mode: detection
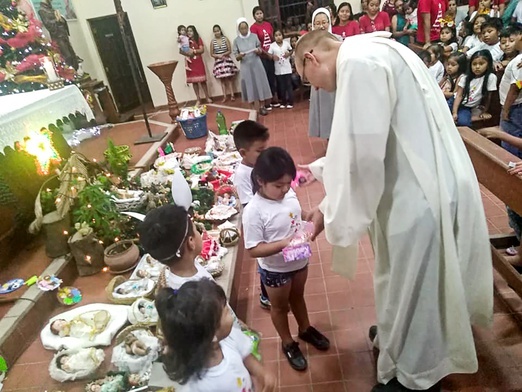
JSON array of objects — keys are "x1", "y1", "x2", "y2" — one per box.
[
  {"x1": 50, "y1": 347, "x2": 105, "y2": 382},
  {"x1": 50, "y1": 310, "x2": 110, "y2": 340}
]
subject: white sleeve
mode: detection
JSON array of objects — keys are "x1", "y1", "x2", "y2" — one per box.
[
  {"x1": 268, "y1": 43, "x2": 275, "y2": 55},
  {"x1": 318, "y1": 56, "x2": 392, "y2": 248},
  {"x1": 232, "y1": 169, "x2": 254, "y2": 204},
  {"x1": 515, "y1": 2, "x2": 522, "y2": 22},
  {"x1": 226, "y1": 326, "x2": 253, "y2": 360},
  {"x1": 436, "y1": 63, "x2": 444, "y2": 83},
  {"x1": 458, "y1": 75, "x2": 467, "y2": 88},
  {"x1": 450, "y1": 42, "x2": 458, "y2": 53},
  {"x1": 242, "y1": 204, "x2": 265, "y2": 249},
  {"x1": 309, "y1": 157, "x2": 326, "y2": 183},
  {"x1": 487, "y1": 74, "x2": 498, "y2": 91}
]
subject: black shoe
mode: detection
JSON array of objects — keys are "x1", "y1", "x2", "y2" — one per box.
[
  {"x1": 369, "y1": 325, "x2": 378, "y2": 342},
  {"x1": 371, "y1": 379, "x2": 442, "y2": 392},
  {"x1": 282, "y1": 341, "x2": 307, "y2": 371},
  {"x1": 298, "y1": 326, "x2": 330, "y2": 351}
]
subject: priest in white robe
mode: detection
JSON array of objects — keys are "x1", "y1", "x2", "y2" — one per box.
[{"x1": 295, "y1": 30, "x2": 493, "y2": 391}]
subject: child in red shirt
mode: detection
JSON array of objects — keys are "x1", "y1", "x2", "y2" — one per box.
[
  {"x1": 250, "y1": 6, "x2": 278, "y2": 109},
  {"x1": 332, "y1": 2, "x2": 360, "y2": 39},
  {"x1": 359, "y1": 0, "x2": 391, "y2": 33}
]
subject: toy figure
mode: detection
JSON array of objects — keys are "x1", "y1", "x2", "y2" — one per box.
[
  {"x1": 50, "y1": 310, "x2": 110, "y2": 340},
  {"x1": 124, "y1": 334, "x2": 149, "y2": 356}
]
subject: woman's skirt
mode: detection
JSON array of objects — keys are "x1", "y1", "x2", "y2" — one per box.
[{"x1": 213, "y1": 56, "x2": 238, "y2": 79}]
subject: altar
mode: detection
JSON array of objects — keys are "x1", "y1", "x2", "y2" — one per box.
[{"x1": 0, "y1": 85, "x2": 94, "y2": 148}]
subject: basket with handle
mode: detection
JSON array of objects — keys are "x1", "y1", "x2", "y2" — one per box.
[{"x1": 178, "y1": 114, "x2": 208, "y2": 139}]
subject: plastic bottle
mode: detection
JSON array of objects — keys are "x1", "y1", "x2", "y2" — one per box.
[{"x1": 216, "y1": 111, "x2": 228, "y2": 135}]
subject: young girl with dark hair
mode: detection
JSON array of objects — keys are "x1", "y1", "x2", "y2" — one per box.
[
  {"x1": 268, "y1": 29, "x2": 294, "y2": 109},
  {"x1": 250, "y1": 6, "x2": 279, "y2": 109},
  {"x1": 156, "y1": 279, "x2": 275, "y2": 391},
  {"x1": 181, "y1": 25, "x2": 213, "y2": 105},
  {"x1": 441, "y1": 52, "x2": 468, "y2": 104},
  {"x1": 332, "y1": 2, "x2": 360, "y2": 39},
  {"x1": 210, "y1": 24, "x2": 237, "y2": 103},
  {"x1": 243, "y1": 147, "x2": 330, "y2": 372},
  {"x1": 439, "y1": 24, "x2": 458, "y2": 58},
  {"x1": 452, "y1": 49, "x2": 497, "y2": 126}
]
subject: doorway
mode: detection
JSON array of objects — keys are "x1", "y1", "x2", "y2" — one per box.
[{"x1": 88, "y1": 14, "x2": 152, "y2": 113}]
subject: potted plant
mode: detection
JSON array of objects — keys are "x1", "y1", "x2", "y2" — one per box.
[{"x1": 104, "y1": 140, "x2": 131, "y2": 186}]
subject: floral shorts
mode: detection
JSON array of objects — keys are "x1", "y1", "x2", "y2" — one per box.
[{"x1": 258, "y1": 265, "x2": 308, "y2": 288}]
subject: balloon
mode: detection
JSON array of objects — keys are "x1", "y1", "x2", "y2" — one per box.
[{"x1": 171, "y1": 169, "x2": 192, "y2": 211}]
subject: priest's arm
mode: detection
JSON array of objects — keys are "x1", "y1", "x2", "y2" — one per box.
[{"x1": 310, "y1": 56, "x2": 393, "y2": 247}]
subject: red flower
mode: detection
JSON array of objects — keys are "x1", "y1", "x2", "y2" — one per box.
[{"x1": 15, "y1": 54, "x2": 44, "y2": 72}]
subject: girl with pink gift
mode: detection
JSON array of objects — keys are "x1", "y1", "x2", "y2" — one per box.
[{"x1": 242, "y1": 147, "x2": 329, "y2": 372}]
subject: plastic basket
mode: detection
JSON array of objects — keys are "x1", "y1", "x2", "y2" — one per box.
[{"x1": 178, "y1": 114, "x2": 208, "y2": 139}]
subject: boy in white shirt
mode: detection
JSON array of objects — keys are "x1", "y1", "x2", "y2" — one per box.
[
  {"x1": 467, "y1": 18, "x2": 504, "y2": 62},
  {"x1": 231, "y1": 120, "x2": 271, "y2": 309}
]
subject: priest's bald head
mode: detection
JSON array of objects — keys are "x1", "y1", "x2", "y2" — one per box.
[{"x1": 295, "y1": 30, "x2": 343, "y2": 92}]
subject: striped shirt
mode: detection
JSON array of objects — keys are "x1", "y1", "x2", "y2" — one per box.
[{"x1": 212, "y1": 37, "x2": 228, "y2": 55}]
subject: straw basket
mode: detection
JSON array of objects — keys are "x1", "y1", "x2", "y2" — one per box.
[
  {"x1": 105, "y1": 276, "x2": 156, "y2": 305},
  {"x1": 214, "y1": 184, "x2": 240, "y2": 209}
]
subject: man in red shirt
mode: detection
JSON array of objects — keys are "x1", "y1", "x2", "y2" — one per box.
[{"x1": 417, "y1": 0, "x2": 446, "y2": 48}]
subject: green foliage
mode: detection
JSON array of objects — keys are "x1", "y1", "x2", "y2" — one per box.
[
  {"x1": 103, "y1": 140, "x2": 131, "y2": 184},
  {"x1": 72, "y1": 184, "x2": 123, "y2": 245},
  {"x1": 40, "y1": 187, "x2": 58, "y2": 215}
]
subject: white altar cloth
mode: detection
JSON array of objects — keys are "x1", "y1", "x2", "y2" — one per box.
[{"x1": 0, "y1": 85, "x2": 94, "y2": 148}]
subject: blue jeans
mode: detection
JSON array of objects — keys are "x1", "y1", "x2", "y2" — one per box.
[
  {"x1": 500, "y1": 103, "x2": 522, "y2": 159},
  {"x1": 447, "y1": 97, "x2": 472, "y2": 127}
]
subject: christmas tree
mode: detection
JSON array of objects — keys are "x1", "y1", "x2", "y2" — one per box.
[{"x1": 0, "y1": 0, "x2": 75, "y2": 96}]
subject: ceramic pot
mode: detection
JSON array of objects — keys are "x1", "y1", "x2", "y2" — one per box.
[
  {"x1": 104, "y1": 240, "x2": 139, "y2": 274},
  {"x1": 42, "y1": 211, "x2": 71, "y2": 258}
]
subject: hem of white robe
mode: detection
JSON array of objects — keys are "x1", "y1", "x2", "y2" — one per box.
[{"x1": 377, "y1": 355, "x2": 478, "y2": 390}]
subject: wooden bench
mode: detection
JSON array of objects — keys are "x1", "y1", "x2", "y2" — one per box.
[{"x1": 458, "y1": 127, "x2": 522, "y2": 319}]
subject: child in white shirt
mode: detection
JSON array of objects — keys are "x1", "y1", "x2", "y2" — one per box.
[
  {"x1": 466, "y1": 18, "x2": 504, "y2": 62},
  {"x1": 462, "y1": 14, "x2": 489, "y2": 54},
  {"x1": 243, "y1": 147, "x2": 330, "y2": 372},
  {"x1": 268, "y1": 30, "x2": 294, "y2": 108},
  {"x1": 138, "y1": 205, "x2": 242, "y2": 328},
  {"x1": 427, "y1": 44, "x2": 445, "y2": 83},
  {"x1": 452, "y1": 49, "x2": 497, "y2": 126},
  {"x1": 156, "y1": 279, "x2": 275, "y2": 392},
  {"x1": 231, "y1": 120, "x2": 271, "y2": 309}
]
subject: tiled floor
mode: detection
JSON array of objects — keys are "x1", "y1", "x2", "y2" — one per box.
[{"x1": 2, "y1": 100, "x2": 522, "y2": 391}]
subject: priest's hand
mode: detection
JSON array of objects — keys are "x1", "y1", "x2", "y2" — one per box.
[
  {"x1": 296, "y1": 164, "x2": 317, "y2": 187},
  {"x1": 309, "y1": 208, "x2": 325, "y2": 241}
]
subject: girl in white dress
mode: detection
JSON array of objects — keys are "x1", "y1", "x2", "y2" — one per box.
[{"x1": 156, "y1": 279, "x2": 275, "y2": 392}]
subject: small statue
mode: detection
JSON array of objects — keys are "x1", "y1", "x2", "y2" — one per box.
[
  {"x1": 124, "y1": 334, "x2": 149, "y2": 357},
  {"x1": 38, "y1": 0, "x2": 79, "y2": 69},
  {"x1": 50, "y1": 310, "x2": 110, "y2": 340}
]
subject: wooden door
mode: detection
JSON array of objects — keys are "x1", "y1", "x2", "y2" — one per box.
[{"x1": 88, "y1": 14, "x2": 152, "y2": 113}]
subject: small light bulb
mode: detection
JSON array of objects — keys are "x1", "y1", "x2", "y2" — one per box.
[
  {"x1": 85, "y1": 255, "x2": 91, "y2": 262},
  {"x1": 63, "y1": 230, "x2": 68, "y2": 235},
  {"x1": 56, "y1": 198, "x2": 61, "y2": 203},
  {"x1": 114, "y1": 237, "x2": 119, "y2": 242},
  {"x1": 87, "y1": 204, "x2": 92, "y2": 209},
  {"x1": 102, "y1": 267, "x2": 108, "y2": 272}
]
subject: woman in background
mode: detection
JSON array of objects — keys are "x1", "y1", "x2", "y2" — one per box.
[{"x1": 210, "y1": 24, "x2": 238, "y2": 103}]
